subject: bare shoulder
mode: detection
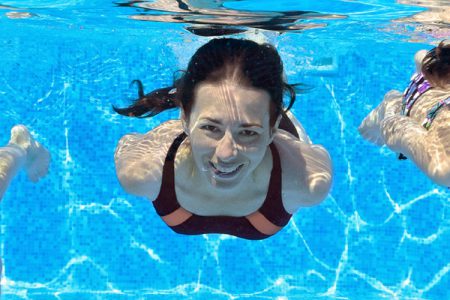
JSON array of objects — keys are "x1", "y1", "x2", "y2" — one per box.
[
  {"x1": 273, "y1": 130, "x2": 332, "y2": 213},
  {"x1": 115, "y1": 120, "x2": 184, "y2": 199},
  {"x1": 115, "y1": 120, "x2": 182, "y2": 158}
]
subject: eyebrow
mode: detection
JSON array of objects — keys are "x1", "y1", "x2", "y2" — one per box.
[{"x1": 203, "y1": 117, "x2": 263, "y2": 128}]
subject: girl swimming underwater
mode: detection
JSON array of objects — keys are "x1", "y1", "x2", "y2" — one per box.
[
  {"x1": 114, "y1": 38, "x2": 333, "y2": 240},
  {"x1": 359, "y1": 40, "x2": 450, "y2": 187}
]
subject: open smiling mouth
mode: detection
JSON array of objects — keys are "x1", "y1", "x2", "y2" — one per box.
[{"x1": 209, "y1": 162, "x2": 244, "y2": 178}]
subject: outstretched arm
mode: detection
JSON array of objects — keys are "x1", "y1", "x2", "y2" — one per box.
[
  {"x1": 380, "y1": 114, "x2": 450, "y2": 187},
  {"x1": 358, "y1": 90, "x2": 403, "y2": 146},
  {"x1": 359, "y1": 49, "x2": 429, "y2": 145},
  {"x1": 296, "y1": 141, "x2": 333, "y2": 206},
  {"x1": 274, "y1": 128, "x2": 332, "y2": 213},
  {"x1": 114, "y1": 120, "x2": 184, "y2": 199}
]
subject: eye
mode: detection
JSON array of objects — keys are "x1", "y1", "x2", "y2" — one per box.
[
  {"x1": 240, "y1": 130, "x2": 258, "y2": 137},
  {"x1": 200, "y1": 125, "x2": 220, "y2": 133}
]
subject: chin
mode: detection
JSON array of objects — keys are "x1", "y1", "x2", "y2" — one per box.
[{"x1": 209, "y1": 177, "x2": 241, "y2": 189}]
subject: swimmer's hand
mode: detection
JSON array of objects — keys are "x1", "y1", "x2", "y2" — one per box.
[{"x1": 358, "y1": 90, "x2": 402, "y2": 146}]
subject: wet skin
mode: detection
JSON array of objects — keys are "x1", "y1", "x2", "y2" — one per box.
[{"x1": 183, "y1": 80, "x2": 275, "y2": 194}]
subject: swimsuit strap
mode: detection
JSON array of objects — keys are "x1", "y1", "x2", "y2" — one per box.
[
  {"x1": 153, "y1": 132, "x2": 186, "y2": 216},
  {"x1": 398, "y1": 96, "x2": 450, "y2": 160},
  {"x1": 398, "y1": 73, "x2": 432, "y2": 160},
  {"x1": 258, "y1": 143, "x2": 292, "y2": 227},
  {"x1": 402, "y1": 73, "x2": 423, "y2": 99},
  {"x1": 401, "y1": 73, "x2": 424, "y2": 110},
  {"x1": 401, "y1": 73, "x2": 432, "y2": 116},
  {"x1": 422, "y1": 96, "x2": 450, "y2": 130}
]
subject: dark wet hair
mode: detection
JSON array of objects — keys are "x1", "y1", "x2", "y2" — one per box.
[
  {"x1": 421, "y1": 40, "x2": 450, "y2": 88},
  {"x1": 113, "y1": 38, "x2": 299, "y2": 126}
]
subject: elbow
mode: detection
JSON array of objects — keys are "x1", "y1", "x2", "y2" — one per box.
[
  {"x1": 116, "y1": 169, "x2": 138, "y2": 195},
  {"x1": 309, "y1": 177, "x2": 332, "y2": 206},
  {"x1": 303, "y1": 170, "x2": 333, "y2": 207},
  {"x1": 427, "y1": 159, "x2": 450, "y2": 187},
  {"x1": 307, "y1": 150, "x2": 333, "y2": 206},
  {"x1": 115, "y1": 166, "x2": 151, "y2": 197}
]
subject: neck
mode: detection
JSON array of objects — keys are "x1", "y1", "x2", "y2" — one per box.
[{"x1": 177, "y1": 147, "x2": 272, "y2": 201}]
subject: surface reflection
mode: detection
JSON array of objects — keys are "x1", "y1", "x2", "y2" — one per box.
[
  {"x1": 393, "y1": 0, "x2": 450, "y2": 40},
  {"x1": 115, "y1": 0, "x2": 346, "y2": 36}
]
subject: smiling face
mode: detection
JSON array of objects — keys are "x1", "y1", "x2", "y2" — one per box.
[{"x1": 184, "y1": 80, "x2": 275, "y2": 190}]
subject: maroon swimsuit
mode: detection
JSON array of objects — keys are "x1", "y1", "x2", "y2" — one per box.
[{"x1": 153, "y1": 113, "x2": 297, "y2": 240}]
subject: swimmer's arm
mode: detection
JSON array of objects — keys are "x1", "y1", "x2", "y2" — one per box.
[
  {"x1": 358, "y1": 90, "x2": 403, "y2": 146},
  {"x1": 114, "y1": 120, "x2": 184, "y2": 199},
  {"x1": 359, "y1": 49, "x2": 426, "y2": 145},
  {"x1": 381, "y1": 115, "x2": 450, "y2": 187},
  {"x1": 274, "y1": 132, "x2": 333, "y2": 211},
  {"x1": 296, "y1": 142, "x2": 333, "y2": 206}
]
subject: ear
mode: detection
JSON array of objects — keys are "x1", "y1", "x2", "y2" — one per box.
[{"x1": 268, "y1": 114, "x2": 282, "y2": 143}]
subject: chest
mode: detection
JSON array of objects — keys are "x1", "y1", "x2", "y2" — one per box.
[
  {"x1": 172, "y1": 146, "x2": 273, "y2": 216},
  {"x1": 173, "y1": 185, "x2": 268, "y2": 216}
]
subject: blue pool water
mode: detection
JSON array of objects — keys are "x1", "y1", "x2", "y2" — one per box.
[{"x1": 1, "y1": 0, "x2": 449, "y2": 299}]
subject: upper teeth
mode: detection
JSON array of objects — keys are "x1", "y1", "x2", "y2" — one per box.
[{"x1": 211, "y1": 163, "x2": 240, "y2": 173}]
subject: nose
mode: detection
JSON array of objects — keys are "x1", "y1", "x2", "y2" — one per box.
[{"x1": 215, "y1": 131, "x2": 238, "y2": 163}]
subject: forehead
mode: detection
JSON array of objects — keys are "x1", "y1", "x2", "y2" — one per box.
[{"x1": 191, "y1": 80, "x2": 271, "y2": 123}]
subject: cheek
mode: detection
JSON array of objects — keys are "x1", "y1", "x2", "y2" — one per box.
[
  {"x1": 244, "y1": 147, "x2": 267, "y2": 160},
  {"x1": 238, "y1": 139, "x2": 269, "y2": 158},
  {"x1": 239, "y1": 134, "x2": 271, "y2": 150},
  {"x1": 189, "y1": 131, "x2": 216, "y2": 152}
]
